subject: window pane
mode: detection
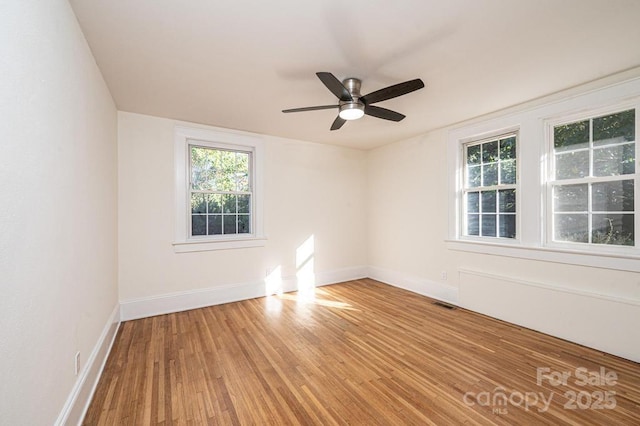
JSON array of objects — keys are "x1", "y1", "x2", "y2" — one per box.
[
  {"x1": 218, "y1": 150, "x2": 239, "y2": 191},
  {"x1": 481, "y1": 214, "x2": 497, "y2": 237},
  {"x1": 482, "y1": 140, "x2": 498, "y2": 163},
  {"x1": 238, "y1": 214, "x2": 251, "y2": 234},
  {"x1": 481, "y1": 191, "x2": 496, "y2": 213},
  {"x1": 235, "y1": 152, "x2": 250, "y2": 191},
  {"x1": 592, "y1": 214, "x2": 634, "y2": 246},
  {"x1": 467, "y1": 214, "x2": 480, "y2": 235},
  {"x1": 482, "y1": 163, "x2": 498, "y2": 186},
  {"x1": 208, "y1": 214, "x2": 222, "y2": 235},
  {"x1": 593, "y1": 109, "x2": 635, "y2": 145},
  {"x1": 499, "y1": 214, "x2": 516, "y2": 238},
  {"x1": 191, "y1": 193, "x2": 206, "y2": 214},
  {"x1": 554, "y1": 120, "x2": 589, "y2": 151},
  {"x1": 554, "y1": 184, "x2": 588, "y2": 212},
  {"x1": 223, "y1": 215, "x2": 237, "y2": 234},
  {"x1": 500, "y1": 137, "x2": 516, "y2": 160},
  {"x1": 593, "y1": 143, "x2": 635, "y2": 176},
  {"x1": 237, "y1": 194, "x2": 250, "y2": 214},
  {"x1": 500, "y1": 160, "x2": 516, "y2": 184},
  {"x1": 467, "y1": 165, "x2": 481, "y2": 188},
  {"x1": 191, "y1": 146, "x2": 231, "y2": 191},
  {"x1": 191, "y1": 215, "x2": 206, "y2": 236},
  {"x1": 190, "y1": 146, "x2": 245, "y2": 191},
  {"x1": 467, "y1": 192, "x2": 479, "y2": 213},
  {"x1": 554, "y1": 214, "x2": 588, "y2": 243},
  {"x1": 555, "y1": 151, "x2": 589, "y2": 180},
  {"x1": 208, "y1": 194, "x2": 222, "y2": 213},
  {"x1": 190, "y1": 146, "x2": 213, "y2": 190},
  {"x1": 467, "y1": 214, "x2": 479, "y2": 236},
  {"x1": 467, "y1": 144, "x2": 481, "y2": 165},
  {"x1": 223, "y1": 194, "x2": 237, "y2": 213},
  {"x1": 498, "y1": 189, "x2": 516, "y2": 213},
  {"x1": 237, "y1": 172, "x2": 250, "y2": 192},
  {"x1": 592, "y1": 180, "x2": 634, "y2": 212}
]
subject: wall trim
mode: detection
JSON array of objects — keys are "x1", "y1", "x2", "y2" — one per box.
[
  {"x1": 367, "y1": 266, "x2": 459, "y2": 305},
  {"x1": 459, "y1": 268, "x2": 640, "y2": 307},
  {"x1": 120, "y1": 266, "x2": 368, "y2": 321},
  {"x1": 55, "y1": 303, "x2": 121, "y2": 426},
  {"x1": 447, "y1": 240, "x2": 640, "y2": 273},
  {"x1": 458, "y1": 268, "x2": 640, "y2": 363}
]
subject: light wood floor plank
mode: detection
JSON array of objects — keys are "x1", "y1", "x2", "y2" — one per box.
[{"x1": 84, "y1": 279, "x2": 640, "y2": 425}]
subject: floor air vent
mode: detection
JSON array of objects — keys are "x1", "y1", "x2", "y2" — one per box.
[{"x1": 433, "y1": 301, "x2": 456, "y2": 310}]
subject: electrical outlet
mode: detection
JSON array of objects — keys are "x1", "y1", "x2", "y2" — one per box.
[
  {"x1": 74, "y1": 351, "x2": 80, "y2": 376},
  {"x1": 440, "y1": 271, "x2": 447, "y2": 280}
]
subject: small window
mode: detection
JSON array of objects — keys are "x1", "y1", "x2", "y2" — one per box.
[
  {"x1": 462, "y1": 133, "x2": 517, "y2": 239},
  {"x1": 189, "y1": 145, "x2": 252, "y2": 237},
  {"x1": 550, "y1": 109, "x2": 636, "y2": 246},
  {"x1": 174, "y1": 126, "x2": 264, "y2": 252}
]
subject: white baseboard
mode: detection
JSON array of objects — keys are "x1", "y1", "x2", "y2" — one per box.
[
  {"x1": 55, "y1": 303, "x2": 121, "y2": 426},
  {"x1": 367, "y1": 266, "x2": 459, "y2": 305},
  {"x1": 120, "y1": 266, "x2": 368, "y2": 321}
]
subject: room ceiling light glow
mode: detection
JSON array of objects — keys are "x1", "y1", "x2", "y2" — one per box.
[{"x1": 338, "y1": 103, "x2": 365, "y2": 120}]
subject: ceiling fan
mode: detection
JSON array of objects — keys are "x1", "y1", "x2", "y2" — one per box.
[{"x1": 282, "y1": 72, "x2": 425, "y2": 131}]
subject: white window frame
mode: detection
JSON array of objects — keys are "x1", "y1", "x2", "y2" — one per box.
[
  {"x1": 173, "y1": 126, "x2": 265, "y2": 253},
  {"x1": 446, "y1": 74, "x2": 640, "y2": 273},
  {"x1": 461, "y1": 131, "x2": 519, "y2": 241},
  {"x1": 544, "y1": 104, "x2": 639, "y2": 253}
]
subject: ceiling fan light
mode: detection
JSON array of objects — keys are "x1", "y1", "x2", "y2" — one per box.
[{"x1": 339, "y1": 103, "x2": 365, "y2": 120}]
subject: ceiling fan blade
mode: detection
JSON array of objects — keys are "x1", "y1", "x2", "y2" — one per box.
[
  {"x1": 330, "y1": 116, "x2": 346, "y2": 131},
  {"x1": 317, "y1": 72, "x2": 353, "y2": 102},
  {"x1": 364, "y1": 105, "x2": 406, "y2": 122},
  {"x1": 360, "y1": 79, "x2": 425, "y2": 105},
  {"x1": 282, "y1": 105, "x2": 338, "y2": 113}
]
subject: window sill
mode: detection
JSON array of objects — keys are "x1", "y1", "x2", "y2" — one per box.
[
  {"x1": 446, "y1": 239, "x2": 640, "y2": 273},
  {"x1": 173, "y1": 236, "x2": 267, "y2": 253}
]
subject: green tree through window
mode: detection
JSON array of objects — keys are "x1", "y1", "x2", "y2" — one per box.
[
  {"x1": 464, "y1": 134, "x2": 517, "y2": 239},
  {"x1": 551, "y1": 109, "x2": 635, "y2": 246},
  {"x1": 190, "y1": 145, "x2": 252, "y2": 237}
]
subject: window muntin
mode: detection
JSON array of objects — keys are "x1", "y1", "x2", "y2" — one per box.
[
  {"x1": 189, "y1": 144, "x2": 253, "y2": 238},
  {"x1": 550, "y1": 109, "x2": 636, "y2": 246},
  {"x1": 463, "y1": 134, "x2": 517, "y2": 239}
]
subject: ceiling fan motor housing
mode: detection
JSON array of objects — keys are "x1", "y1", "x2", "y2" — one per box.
[{"x1": 339, "y1": 78, "x2": 365, "y2": 120}]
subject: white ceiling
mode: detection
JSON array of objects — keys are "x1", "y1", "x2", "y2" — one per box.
[{"x1": 69, "y1": 0, "x2": 640, "y2": 150}]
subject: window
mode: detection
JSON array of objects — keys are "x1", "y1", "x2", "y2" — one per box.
[
  {"x1": 174, "y1": 126, "x2": 265, "y2": 252},
  {"x1": 448, "y1": 77, "x2": 640, "y2": 272},
  {"x1": 190, "y1": 145, "x2": 252, "y2": 237},
  {"x1": 463, "y1": 133, "x2": 517, "y2": 239},
  {"x1": 549, "y1": 109, "x2": 636, "y2": 247}
]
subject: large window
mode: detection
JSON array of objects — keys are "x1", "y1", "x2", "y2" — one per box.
[
  {"x1": 463, "y1": 133, "x2": 517, "y2": 239},
  {"x1": 448, "y1": 78, "x2": 640, "y2": 272},
  {"x1": 174, "y1": 126, "x2": 264, "y2": 252},
  {"x1": 549, "y1": 109, "x2": 636, "y2": 246}
]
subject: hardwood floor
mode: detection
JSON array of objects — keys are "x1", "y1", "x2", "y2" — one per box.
[{"x1": 84, "y1": 279, "x2": 640, "y2": 425}]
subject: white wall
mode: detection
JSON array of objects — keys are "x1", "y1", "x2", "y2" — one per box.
[
  {"x1": 367, "y1": 73, "x2": 640, "y2": 362},
  {"x1": 117, "y1": 112, "x2": 367, "y2": 316},
  {"x1": 0, "y1": 1, "x2": 118, "y2": 424}
]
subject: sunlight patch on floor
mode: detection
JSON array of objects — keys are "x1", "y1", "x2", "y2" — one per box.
[{"x1": 277, "y1": 292, "x2": 356, "y2": 310}]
